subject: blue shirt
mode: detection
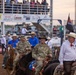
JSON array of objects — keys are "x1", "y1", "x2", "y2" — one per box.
[
  {"x1": 28, "y1": 36, "x2": 39, "y2": 47},
  {"x1": 8, "y1": 39, "x2": 19, "y2": 48}
]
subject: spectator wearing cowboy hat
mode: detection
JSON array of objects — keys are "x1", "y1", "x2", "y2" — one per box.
[
  {"x1": 59, "y1": 32, "x2": 76, "y2": 75},
  {"x1": 45, "y1": 36, "x2": 51, "y2": 45},
  {"x1": 28, "y1": 32, "x2": 39, "y2": 48}
]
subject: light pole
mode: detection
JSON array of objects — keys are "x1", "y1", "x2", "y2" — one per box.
[
  {"x1": 75, "y1": 0, "x2": 76, "y2": 25},
  {"x1": 1, "y1": 0, "x2": 5, "y2": 35},
  {"x1": 50, "y1": 0, "x2": 53, "y2": 37}
]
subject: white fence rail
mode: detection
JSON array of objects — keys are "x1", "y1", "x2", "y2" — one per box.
[{"x1": 0, "y1": 3, "x2": 50, "y2": 15}]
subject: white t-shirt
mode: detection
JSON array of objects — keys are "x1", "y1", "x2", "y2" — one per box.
[
  {"x1": 48, "y1": 37, "x2": 61, "y2": 48},
  {"x1": 21, "y1": 28, "x2": 28, "y2": 35}
]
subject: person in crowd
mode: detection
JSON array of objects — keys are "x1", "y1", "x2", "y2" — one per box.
[
  {"x1": 2, "y1": 33, "x2": 19, "y2": 68},
  {"x1": 28, "y1": 32, "x2": 39, "y2": 48},
  {"x1": 8, "y1": 33, "x2": 19, "y2": 49},
  {"x1": 32, "y1": 35, "x2": 52, "y2": 75},
  {"x1": 45, "y1": 36, "x2": 51, "y2": 45},
  {"x1": 10, "y1": 35, "x2": 31, "y2": 75},
  {"x1": 48, "y1": 34, "x2": 61, "y2": 49},
  {"x1": 6, "y1": 34, "x2": 12, "y2": 43},
  {"x1": 41, "y1": 0, "x2": 48, "y2": 13},
  {"x1": 21, "y1": 25, "x2": 28, "y2": 35},
  {"x1": 17, "y1": 27, "x2": 21, "y2": 35},
  {"x1": 30, "y1": 0, "x2": 35, "y2": 14},
  {"x1": 1, "y1": 35, "x2": 6, "y2": 55},
  {"x1": 35, "y1": 0, "x2": 41, "y2": 14},
  {"x1": 59, "y1": 32, "x2": 76, "y2": 75}
]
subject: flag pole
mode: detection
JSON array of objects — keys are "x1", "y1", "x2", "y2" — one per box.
[{"x1": 64, "y1": 20, "x2": 66, "y2": 40}]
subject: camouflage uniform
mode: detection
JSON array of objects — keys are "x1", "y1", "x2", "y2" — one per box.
[
  {"x1": 32, "y1": 43, "x2": 52, "y2": 75},
  {"x1": 13, "y1": 40, "x2": 31, "y2": 67}
]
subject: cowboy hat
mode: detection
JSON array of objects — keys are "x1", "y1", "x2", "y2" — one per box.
[
  {"x1": 23, "y1": 25, "x2": 26, "y2": 27},
  {"x1": 47, "y1": 37, "x2": 51, "y2": 40},
  {"x1": 66, "y1": 32, "x2": 76, "y2": 38},
  {"x1": 12, "y1": 33, "x2": 17, "y2": 37},
  {"x1": 31, "y1": 32, "x2": 36, "y2": 35}
]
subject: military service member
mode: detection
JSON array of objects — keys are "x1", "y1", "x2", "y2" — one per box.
[
  {"x1": 32, "y1": 36, "x2": 52, "y2": 75},
  {"x1": 11, "y1": 35, "x2": 31, "y2": 75}
]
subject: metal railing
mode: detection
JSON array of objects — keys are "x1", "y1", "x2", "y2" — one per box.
[{"x1": 0, "y1": 3, "x2": 50, "y2": 14}]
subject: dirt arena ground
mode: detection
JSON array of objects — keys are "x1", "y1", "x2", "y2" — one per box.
[{"x1": 0, "y1": 54, "x2": 8, "y2": 75}]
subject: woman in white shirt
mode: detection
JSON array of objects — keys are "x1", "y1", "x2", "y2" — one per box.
[{"x1": 59, "y1": 32, "x2": 76, "y2": 75}]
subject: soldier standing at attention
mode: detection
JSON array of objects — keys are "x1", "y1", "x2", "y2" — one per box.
[
  {"x1": 32, "y1": 35, "x2": 52, "y2": 75},
  {"x1": 11, "y1": 35, "x2": 31, "y2": 75}
]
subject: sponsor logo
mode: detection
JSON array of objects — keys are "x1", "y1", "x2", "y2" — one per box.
[
  {"x1": 14, "y1": 15, "x2": 22, "y2": 21},
  {"x1": 23, "y1": 15, "x2": 30, "y2": 20}
]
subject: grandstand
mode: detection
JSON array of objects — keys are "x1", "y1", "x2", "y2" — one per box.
[{"x1": 0, "y1": 0, "x2": 53, "y2": 36}]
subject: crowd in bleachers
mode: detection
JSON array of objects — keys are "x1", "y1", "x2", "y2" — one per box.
[{"x1": 0, "y1": 0, "x2": 49, "y2": 14}]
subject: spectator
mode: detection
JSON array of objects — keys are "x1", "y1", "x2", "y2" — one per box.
[
  {"x1": 1, "y1": 35, "x2": 6, "y2": 55},
  {"x1": 30, "y1": 0, "x2": 35, "y2": 14},
  {"x1": 28, "y1": 32, "x2": 39, "y2": 48},
  {"x1": 35, "y1": 0, "x2": 41, "y2": 14},
  {"x1": 6, "y1": 0, "x2": 11, "y2": 5},
  {"x1": 45, "y1": 36, "x2": 51, "y2": 45},
  {"x1": 41, "y1": 0, "x2": 48, "y2": 14},
  {"x1": 21, "y1": 25, "x2": 28, "y2": 35},
  {"x1": 6, "y1": 34, "x2": 12, "y2": 43}
]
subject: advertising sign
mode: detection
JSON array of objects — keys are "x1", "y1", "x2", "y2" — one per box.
[{"x1": 3, "y1": 14, "x2": 13, "y2": 22}]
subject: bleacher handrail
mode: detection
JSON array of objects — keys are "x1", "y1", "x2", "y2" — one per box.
[{"x1": 0, "y1": 3, "x2": 50, "y2": 15}]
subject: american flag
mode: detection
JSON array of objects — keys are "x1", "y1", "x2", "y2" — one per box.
[{"x1": 66, "y1": 14, "x2": 74, "y2": 33}]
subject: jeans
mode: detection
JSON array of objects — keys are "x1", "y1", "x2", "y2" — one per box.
[
  {"x1": 3, "y1": 52, "x2": 9, "y2": 65},
  {"x1": 63, "y1": 61, "x2": 74, "y2": 75}
]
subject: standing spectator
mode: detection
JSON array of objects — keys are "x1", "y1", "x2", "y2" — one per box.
[
  {"x1": 45, "y1": 36, "x2": 51, "y2": 45},
  {"x1": 6, "y1": 34, "x2": 12, "y2": 43},
  {"x1": 41, "y1": 0, "x2": 48, "y2": 14},
  {"x1": 17, "y1": 27, "x2": 21, "y2": 35},
  {"x1": 14, "y1": 0, "x2": 18, "y2": 4},
  {"x1": 48, "y1": 34, "x2": 61, "y2": 49},
  {"x1": 35, "y1": 0, "x2": 41, "y2": 14},
  {"x1": 6, "y1": 0, "x2": 11, "y2": 5},
  {"x1": 1, "y1": 35, "x2": 6, "y2": 55},
  {"x1": 30, "y1": 0, "x2": 35, "y2": 14},
  {"x1": 28, "y1": 32, "x2": 39, "y2": 48},
  {"x1": 59, "y1": 32, "x2": 76, "y2": 75},
  {"x1": 21, "y1": 25, "x2": 28, "y2": 35},
  {"x1": 32, "y1": 35, "x2": 52, "y2": 75}
]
